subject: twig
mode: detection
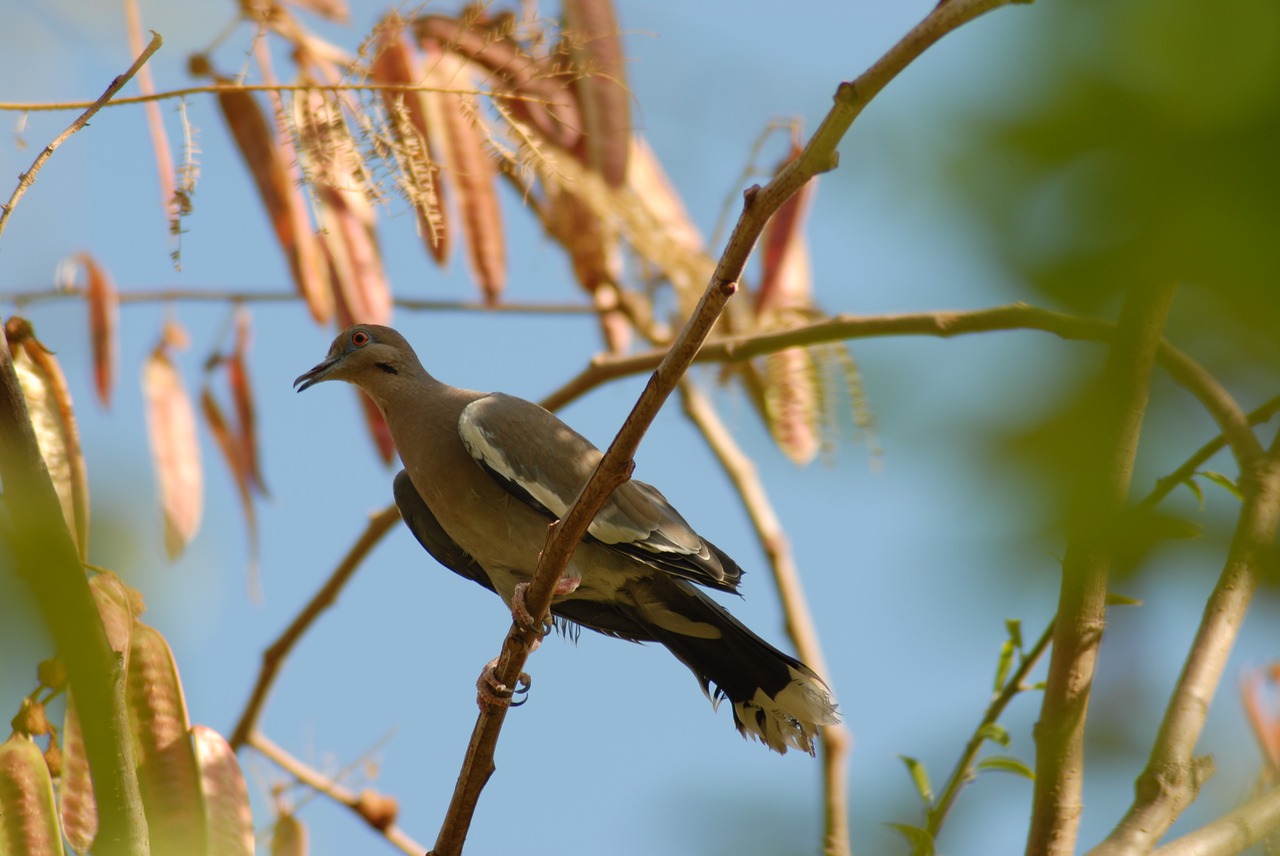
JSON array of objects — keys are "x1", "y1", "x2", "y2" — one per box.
[
  {"x1": 1136, "y1": 394, "x2": 1280, "y2": 512},
  {"x1": 429, "y1": 2, "x2": 1026, "y2": 852},
  {"x1": 542, "y1": 305, "x2": 1264, "y2": 471},
  {"x1": 229, "y1": 503, "x2": 401, "y2": 750},
  {"x1": 0, "y1": 284, "x2": 596, "y2": 315},
  {"x1": 248, "y1": 731, "x2": 427, "y2": 856},
  {"x1": 929, "y1": 618, "x2": 1055, "y2": 840},
  {"x1": 1027, "y1": 282, "x2": 1176, "y2": 856},
  {"x1": 680, "y1": 381, "x2": 851, "y2": 856},
  {"x1": 1151, "y1": 785, "x2": 1280, "y2": 856},
  {"x1": 123, "y1": 0, "x2": 178, "y2": 236},
  {"x1": 0, "y1": 33, "x2": 163, "y2": 244},
  {"x1": 1089, "y1": 453, "x2": 1280, "y2": 854}
]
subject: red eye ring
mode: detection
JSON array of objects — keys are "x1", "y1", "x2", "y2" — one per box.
[{"x1": 351, "y1": 330, "x2": 370, "y2": 347}]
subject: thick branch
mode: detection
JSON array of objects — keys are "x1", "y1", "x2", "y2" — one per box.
[
  {"x1": 229, "y1": 503, "x2": 401, "y2": 750},
  {"x1": 680, "y1": 382, "x2": 851, "y2": 856},
  {"x1": 1090, "y1": 453, "x2": 1280, "y2": 854},
  {"x1": 1027, "y1": 282, "x2": 1176, "y2": 856},
  {"x1": 1151, "y1": 785, "x2": 1280, "y2": 856}
]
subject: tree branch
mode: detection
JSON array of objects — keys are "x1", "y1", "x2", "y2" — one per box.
[
  {"x1": 680, "y1": 381, "x2": 852, "y2": 856},
  {"x1": 1090, "y1": 452, "x2": 1280, "y2": 854},
  {"x1": 229, "y1": 503, "x2": 401, "y2": 750},
  {"x1": 1151, "y1": 785, "x2": 1280, "y2": 856},
  {"x1": 0, "y1": 33, "x2": 162, "y2": 244},
  {"x1": 1027, "y1": 282, "x2": 1177, "y2": 856},
  {"x1": 428, "y1": 2, "x2": 1027, "y2": 851}
]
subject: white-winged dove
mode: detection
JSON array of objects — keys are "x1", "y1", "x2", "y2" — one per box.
[{"x1": 295, "y1": 324, "x2": 838, "y2": 754}]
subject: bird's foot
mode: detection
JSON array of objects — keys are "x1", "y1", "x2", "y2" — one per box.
[
  {"x1": 511, "y1": 577, "x2": 581, "y2": 635},
  {"x1": 476, "y1": 656, "x2": 531, "y2": 710}
]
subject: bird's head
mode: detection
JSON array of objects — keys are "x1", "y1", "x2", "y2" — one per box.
[{"x1": 293, "y1": 324, "x2": 419, "y2": 393}]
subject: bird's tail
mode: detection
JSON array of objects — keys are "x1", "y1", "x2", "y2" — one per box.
[{"x1": 644, "y1": 583, "x2": 839, "y2": 755}]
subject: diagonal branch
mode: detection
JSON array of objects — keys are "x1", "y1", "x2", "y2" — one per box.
[
  {"x1": 1150, "y1": 784, "x2": 1280, "y2": 856},
  {"x1": 1027, "y1": 282, "x2": 1177, "y2": 856},
  {"x1": 680, "y1": 381, "x2": 852, "y2": 856},
  {"x1": 229, "y1": 503, "x2": 401, "y2": 750},
  {"x1": 428, "y1": 4, "x2": 1028, "y2": 852}
]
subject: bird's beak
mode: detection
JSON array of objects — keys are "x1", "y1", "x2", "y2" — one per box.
[{"x1": 294, "y1": 356, "x2": 339, "y2": 392}]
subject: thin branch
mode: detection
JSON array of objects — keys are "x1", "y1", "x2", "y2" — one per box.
[
  {"x1": 0, "y1": 32, "x2": 162, "y2": 244},
  {"x1": 680, "y1": 381, "x2": 851, "y2": 856},
  {"x1": 248, "y1": 731, "x2": 427, "y2": 856},
  {"x1": 1027, "y1": 282, "x2": 1177, "y2": 856},
  {"x1": 1090, "y1": 453, "x2": 1280, "y2": 854},
  {"x1": 930, "y1": 618, "x2": 1055, "y2": 840},
  {"x1": 0, "y1": 284, "x2": 597, "y2": 315},
  {"x1": 1151, "y1": 785, "x2": 1280, "y2": 856},
  {"x1": 429, "y1": 2, "x2": 1026, "y2": 852},
  {"x1": 542, "y1": 305, "x2": 1264, "y2": 471},
  {"x1": 229, "y1": 503, "x2": 401, "y2": 750},
  {"x1": 1136, "y1": 394, "x2": 1280, "y2": 512}
]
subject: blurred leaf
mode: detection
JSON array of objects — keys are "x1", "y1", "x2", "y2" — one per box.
[
  {"x1": 977, "y1": 755, "x2": 1036, "y2": 780},
  {"x1": 143, "y1": 324, "x2": 203, "y2": 560},
  {"x1": 886, "y1": 822, "x2": 935, "y2": 856},
  {"x1": 994, "y1": 639, "x2": 1016, "y2": 693},
  {"x1": 1182, "y1": 476, "x2": 1205, "y2": 510},
  {"x1": 898, "y1": 754, "x2": 934, "y2": 806},
  {"x1": 978, "y1": 722, "x2": 1012, "y2": 749},
  {"x1": 272, "y1": 812, "x2": 309, "y2": 856},
  {"x1": 5, "y1": 317, "x2": 90, "y2": 560},
  {"x1": 1199, "y1": 470, "x2": 1243, "y2": 501},
  {"x1": 1005, "y1": 618, "x2": 1024, "y2": 651},
  {"x1": 0, "y1": 733, "x2": 66, "y2": 856},
  {"x1": 1105, "y1": 592, "x2": 1144, "y2": 607}
]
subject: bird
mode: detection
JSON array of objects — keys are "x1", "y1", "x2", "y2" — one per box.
[{"x1": 294, "y1": 324, "x2": 838, "y2": 754}]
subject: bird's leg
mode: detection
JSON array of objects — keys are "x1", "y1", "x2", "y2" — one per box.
[
  {"x1": 476, "y1": 656, "x2": 531, "y2": 710},
  {"x1": 510, "y1": 577, "x2": 581, "y2": 635}
]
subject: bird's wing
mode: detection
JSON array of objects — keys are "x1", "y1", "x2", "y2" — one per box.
[{"x1": 457, "y1": 393, "x2": 742, "y2": 592}]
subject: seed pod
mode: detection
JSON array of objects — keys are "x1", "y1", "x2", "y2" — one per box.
[
  {"x1": 271, "y1": 812, "x2": 309, "y2": 856},
  {"x1": 191, "y1": 725, "x2": 254, "y2": 856},
  {"x1": 142, "y1": 322, "x2": 203, "y2": 560},
  {"x1": 78, "y1": 251, "x2": 119, "y2": 409},
  {"x1": 127, "y1": 620, "x2": 205, "y2": 856},
  {"x1": 5, "y1": 317, "x2": 90, "y2": 560},
  {"x1": 0, "y1": 733, "x2": 66, "y2": 856},
  {"x1": 562, "y1": 0, "x2": 630, "y2": 187},
  {"x1": 60, "y1": 692, "x2": 96, "y2": 855}
]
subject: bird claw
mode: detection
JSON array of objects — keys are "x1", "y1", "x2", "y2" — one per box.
[
  {"x1": 476, "y1": 657, "x2": 531, "y2": 710},
  {"x1": 511, "y1": 578, "x2": 580, "y2": 636}
]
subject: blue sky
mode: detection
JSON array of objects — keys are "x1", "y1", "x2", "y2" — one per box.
[{"x1": 2, "y1": 2, "x2": 1276, "y2": 855}]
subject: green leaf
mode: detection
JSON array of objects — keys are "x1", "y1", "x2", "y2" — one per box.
[
  {"x1": 886, "y1": 823, "x2": 936, "y2": 856},
  {"x1": 1200, "y1": 470, "x2": 1243, "y2": 501},
  {"x1": 1182, "y1": 476, "x2": 1205, "y2": 510},
  {"x1": 977, "y1": 755, "x2": 1035, "y2": 780},
  {"x1": 898, "y1": 754, "x2": 934, "y2": 805},
  {"x1": 1105, "y1": 592, "x2": 1144, "y2": 607},
  {"x1": 1027, "y1": 681, "x2": 1047, "y2": 691},
  {"x1": 994, "y1": 639, "x2": 1015, "y2": 692},
  {"x1": 977, "y1": 722, "x2": 1011, "y2": 749},
  {"x1": 1005, "y1": 618, "x2": 1024, "y2": 651}
]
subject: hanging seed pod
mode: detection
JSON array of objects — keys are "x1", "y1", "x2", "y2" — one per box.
[
  {"x1": 59, "y1": 693, "x2": 96, "y2": 855},
  {"x1": 0, "y1": 733, "x2": 66, "y2": 856},
  {"x1": 562, "y1": 0, "x2": 630, "y2": 187},
  {"x1": 5, "y1": 317, "x2": 90, "y2": 560},
  {"x1": 77, "y1": 251, "x2": 119, "y2": 409},
  {"x1": 142, "y1": 320, "x2": 203, "y2": 560},
  {"x1": 271, "y1": 811, "x2": 309, "y2": 856},
  {"x1": 191, "y1": 725, "x2": 254, "y2": 856}
]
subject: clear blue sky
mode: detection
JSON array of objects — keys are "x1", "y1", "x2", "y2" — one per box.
[{"x1": 1, "y1": 2, "x2": 1275, "y2": 855}]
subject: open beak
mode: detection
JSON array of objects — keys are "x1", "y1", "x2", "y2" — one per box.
[{"x1": 293, "y1": 356, "x2": 339, "y2": 392}]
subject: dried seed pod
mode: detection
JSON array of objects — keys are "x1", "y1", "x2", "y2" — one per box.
[
  {"x1": 191, "y1": 725, "x2": 254, "y2": 856},
  {"x1": 127, "y1": 620, "x2": 205, "y2": 855},
  {"x1": 5, "y1": 317, "x2": 90, "y2": 560},
  {"x1": 200, "y1": 387, "x2": 258, "y2": 555},
  {"x1": 142, "y1": 322, "x2": 203, "y2": 560},
  {"x1": 216, "y1": 82, "x2": 332, "y2": 324},
  {"x1": 77, "y1": 251, "x2": 119, "y2": 409},
  {"x1": 763, "y1": 344, "x2": 821, "y2": 467},
  {"x1": 0, "y1": 733, "x2": 66, "y2": 856},
  {"x1": 293, "y1": 87, "x2": 392, "y2": 326},
  {"x1": 562, "y1": 0, "x2": 630, "y2": 187},
  {"x1": 371, "y1": 13, "x2": 449, "y2": 261},
  {"x1": 229, "y1": 308, "x2": 268, "y2": 496},
  {"x1": 89, "y1": 571, "x2": 138, "y2": 655}
]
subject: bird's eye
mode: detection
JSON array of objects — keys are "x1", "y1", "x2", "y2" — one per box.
[{"x1": 351, "y1": 330, "x2": 370, "y2": 347}]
